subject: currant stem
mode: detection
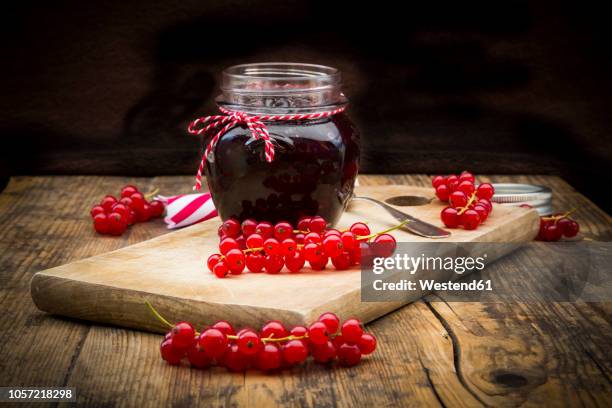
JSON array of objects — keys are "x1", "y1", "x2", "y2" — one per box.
[
  {"x1": 357, "y1": 219, "x2": 410, "y2": 241},
  {"x1": 144, "y1": 188, "x2": 160, "y2": 200},
  {"x1": 458, "y1": 192, "x2": 477, "y2": 215},
  {"x1": 145, "y1": 300, "x2": 174, "y2": 329},
  {"x1": 542, "y1": 207, "x2": 579, "y2": 223}
]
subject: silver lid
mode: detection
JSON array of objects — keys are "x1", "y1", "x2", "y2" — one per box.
[{"x1": 491, "y1": 183, "x2": 552, "y2": 216}]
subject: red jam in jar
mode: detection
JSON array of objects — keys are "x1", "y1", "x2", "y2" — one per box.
[{"x1": 203, "y1": 63, "x2": 360, "y2": 226}]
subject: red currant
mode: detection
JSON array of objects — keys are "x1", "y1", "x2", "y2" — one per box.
[
  {"x1": 100, "y1": 195, "x2": 118, "y2": 212},
  {"x1": 435, "y1": 184, "x2": 450, "y2": 201},
  {"x1": 373, "y1": 234, "x2": 396, "y2": 257},
  {"x1": 198, "y1": 328, "x2": 228, "y2": 359},
  {"x1": 294, "y1": 233, "x2": 305, "y2": 244},
  {"x1": 241, "y1": 218, "x2": 258, "y2": 237},
  {"x1": 120, "y1": 185, "x2": 139, "y2": 198},
  {"x1": 563, "y1": 220, "x2": 579, "y2": 237},
  {"x1": 331, "y1": 252, "x2": 352, "y2": 270},
  {"x1": 431, "y1": 175, "x2": 446, "y2": 188},
  {"x1": 476, "y1": 183, "x2": 495, "y2": 200},
  {"x1": 160, "y1": 338, "x2": 184, "y2": 365},
  {"x1": 264, "y1": 255, "x2": 284, "y2": 274},
  {"x1": 460, "y1": 209, "x2": 480, "y2": 230},
  {"x1": 255, "y1": 221, "x2": 273, "y2": 239},
  {"x1": 318, "y1": 312, "x2": 340, "y2": 334},
  {"x1": 341, "y1": 318, "x2": 363, "y2": 343},
  {"x1": 285, "y1": 251, "x2": 305, "y2": 273},
  {"x1": 297, "y1": 217, "x2": 311, "y2": 232},
  {"x1": 311, "y1": 341, "x2": 337, "y2": 363},
  {"x1": 543, "y1": 224, "x2": 563, "y2": 241},
  {"x1": 274, "y1": 222, "x2": 293, "y2": 241},
  {"x1": 207, "y1": 253, "x2": 221, "y2": 272},
  {"x1": 237, "y1": 330, "x2": 262, "y2": 356},
  {"x1": 473, "y1": 204, "x2": 489, "y2": 223},
  {"x1": 358, "y1": 333, "x2": 377, "y2": 355},
  {"x1": 107, "y1": 212, "x2": 128, "y2": 235},
  {"x1": 171, "y1": 321, "x2": 196, "y2": 349},
  {"x1": 246, "y1": 233, "x2": 264, "y2": 249},
  {"x1": 477, "y1": 198, "x2": 493, "y2": 213},
  {"x1": 93, "y1": 213, "x2": 110, "y2": 234},
  {"x1": 219, "y1": 238, "x2": 240, "y2": 255},
  {"x1": 350, "y1": 222, "x2": 370, "y2": 237},
  {"x1": 446, "y1": 175, "x2": 459, "y2": 192},
  {"x1": 309, "y1": 216, "x2": 327, "y2": 234},
  {"x1": 246, "y1": 252, "x2": 265, "y2": 273},
  {"x1": 90, "y1": 205, "x2": 106, "y2": 218},
  {"x1": 211, "y1": 320, "x2": 235, "y2": 336},
  {"x1": 309, "y1": 256, "x2": 328, "y2": 271},
  {"x1": 281, "y1": 339, "x2": 308, "y2": 365},
  {"x1": 111, "y1": 203, "x2": 130, "y2": 219},
  {"x1": 337, "y1": 343, "x2": 362, "y2": 366},
  {"x1": 458, "y1": 171, "x2": 475, "y2": 184},
  {"x1": 221, "y1": 343, "x2": 250, "y2": 372},
  {"x1": 449, "y1": 191, "x2": 468, "y2": 208},
  {"x1": 256, "y1": 343, "x2": 282, "y2": 371},
  {"x1": 261, "y1": 320, "x2": 289, "y2": 339},
  {"x1": 308, "y1": 321, "x2": 330, "y2": 345},
  {"x1": 281, "y1": 238, "x2": 297, "y2": 256},
  {"x1": 129, "y1": 192, "x2": 146, "y2": 212},
  {"x1": 148, "y1": 200, "x2": 165, "y2": 218},
  {"x1": 225, "y1": 249, "x2": 245, "y2": 274},
  {"x1": 187, "y1": 343, "x2": 212, "y2": 368},
  {"x1": 441, "y1": 207, "x2": 459, "y2": 228},
  {"x1": 213, "y1": 260, "x2": 229, "y2": 278},
  {"x1": 222, "y1": 218, "x2": 241, "y2": 238},
  {"x1": 457, "y1": 180, "x2": 475, "y2": 196},
  {"x1": 303, "y1": 243, "x2": 324, "y2": 262},
  {"x1": 323, "y1": 235, "x2": 344, "y2": 257},
  {"x1": 304, "y1": 232, "x2": 322, "y2": 245},
  {"x1": 263, "y1": 238, "x2": 282, "y2": 256},
  {"x1": 341, "y1": 231, "x2": 356, "y2": 250},
  {"x1": 324, "y1": 229, "x2": 341, "y2": 238}
]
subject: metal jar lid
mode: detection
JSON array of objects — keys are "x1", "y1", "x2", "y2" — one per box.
[{"x1": 491, "y1": 183, "x2": 552, "y2": 215}]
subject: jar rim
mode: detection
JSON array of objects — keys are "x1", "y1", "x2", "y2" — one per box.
[
  {"x1": 218, "y1": 62, "x2": 346, "y2": 113},
  {"x1": 222, "y1": 62, "x2": 340, "y2": 84}
]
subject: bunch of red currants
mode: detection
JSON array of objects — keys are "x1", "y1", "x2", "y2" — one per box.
[
  {"x1": 159, "y1": 310, "x2": 377, "y2": 371},
  {"x1": 90, "y1": 185, "x2": 165, "y2": 235},
  {"x1": 537, "y1": 210, "x2": 580, "y2": 241},
  {"x1": 432, "y1": 171, "x2": 495, "y2": 230},
  {"x1": 207, "y1": 216, "x2": 399, "y2": 277}
]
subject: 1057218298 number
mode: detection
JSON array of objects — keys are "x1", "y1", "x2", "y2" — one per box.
[{"x1": 0, "y1": 387, "x2": 75, "y2": 402}]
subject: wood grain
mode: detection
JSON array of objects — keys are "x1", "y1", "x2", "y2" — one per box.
[{"x1": 0, "y1": 175, "x2": 610, "y2": 407}]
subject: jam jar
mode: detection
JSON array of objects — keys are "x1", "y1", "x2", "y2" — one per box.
[{"x1": 203, "y1": 63, "x2": 360, "y2": 226}]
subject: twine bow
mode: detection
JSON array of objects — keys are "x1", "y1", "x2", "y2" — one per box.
[{"x1": 188, "y1": 106, "x2": 346, "y2": 190}]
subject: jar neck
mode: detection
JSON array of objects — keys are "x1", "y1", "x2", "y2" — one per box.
[{"x1": 217, "y1": 62, "x2": 347, "y2": 115}]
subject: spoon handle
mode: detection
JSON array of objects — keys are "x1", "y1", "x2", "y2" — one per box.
[{"x1": 352, "y1": 196, "x2": 451, "y2": 239}]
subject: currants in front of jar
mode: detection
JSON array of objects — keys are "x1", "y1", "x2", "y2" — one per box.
[{"x1": 205, "y1": 112, "x2": 359, "y2": 226}]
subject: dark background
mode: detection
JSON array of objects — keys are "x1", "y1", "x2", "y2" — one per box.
[{"x1": 2, "y1": 1, "x2": 611, "y2": 211}]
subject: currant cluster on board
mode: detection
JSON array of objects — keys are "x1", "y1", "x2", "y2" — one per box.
[
  {"x1": 90, "y1": 185, "x2": 164, "y2": 235},
  {"x1": 537, "y1": 210, "x2": 580, "y2": 241},
  {"x1": 159, "y1": 310, "x2": 377, "y2": 371},
  {"x1": 432, "y1": 171, "x2": 495, "y2": 230},
  {"x1": 207, "y1": 216, "x2": 399, "y2": 277}
]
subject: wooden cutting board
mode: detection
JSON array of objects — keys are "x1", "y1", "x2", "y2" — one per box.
[{"x1": 30, "y1": 185, "x2": 539, "y2": 333}]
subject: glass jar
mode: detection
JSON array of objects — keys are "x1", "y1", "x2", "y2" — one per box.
[{"x1": 203, "y1": 63, "x2": 360, "y2": 226}]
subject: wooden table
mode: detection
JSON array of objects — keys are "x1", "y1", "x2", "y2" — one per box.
[{"x1": 0, "y1": 175, "x2": 610, "y2": 407}]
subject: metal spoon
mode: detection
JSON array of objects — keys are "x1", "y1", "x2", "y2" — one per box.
[{"x1": 352, "y1": 196, "x2": 451, "y2": 239}]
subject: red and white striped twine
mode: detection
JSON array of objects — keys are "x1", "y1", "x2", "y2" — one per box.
[{"x1": 187, "y1": 106, "x2": 346, "y2": 190}]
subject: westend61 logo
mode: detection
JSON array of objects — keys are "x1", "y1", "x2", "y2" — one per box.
[{"x1": 372, "y1": 253, "x2": 487, "y2": 275}]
